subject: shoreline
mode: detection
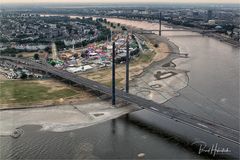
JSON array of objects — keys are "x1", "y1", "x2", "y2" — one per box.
[{"x1": 129, "y1": 33, "x2": 189, "y2": 104}]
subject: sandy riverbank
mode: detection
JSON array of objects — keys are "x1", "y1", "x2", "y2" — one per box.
[
  {"x1": 0, "y1": 101, "x2": 138, "y2": 135},
  {"x1": 129, "y1": 33, "x2": 189, "y2": 104}
]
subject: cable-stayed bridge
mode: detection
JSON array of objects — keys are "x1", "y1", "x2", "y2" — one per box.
[{"x1": 0, "y1": 55, "x2": 239, "y2": 145}]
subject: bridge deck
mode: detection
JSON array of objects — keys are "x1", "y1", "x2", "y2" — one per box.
[
  {"x1": 139, "y1": 29, "x2": 216, "y2": 33},
  {"x1": 0, "y1": 56, "x2": 239, "y2": 145}
]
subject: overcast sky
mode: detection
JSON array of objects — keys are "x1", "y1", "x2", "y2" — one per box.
[{"x1": 1, "y1": 0, "x2": 239, "y2": 4}]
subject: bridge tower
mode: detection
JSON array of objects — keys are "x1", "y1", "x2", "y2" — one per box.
[
  {"x1": 112, "y1": 42, "x2": 116, "y2": 105},
  {"x1": 51, "y1": 42, "x2": 58, "y2": 60},
  {"x1": 72, "y1": 39, "x2": 76, "y2": 53},
  {"x1": 159, "y1": 12, "x2": 162, "y2": 36},
  {"x1": 126, "y1": 36, "x2": 130, "y2": 93}
]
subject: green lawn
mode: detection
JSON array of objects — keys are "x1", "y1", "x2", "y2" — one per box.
[
  {"x1": 0, "y1": 80, "x2": 78, "y2": 105},
  {"x1": 137, "y1": 51, "x2": 156, "y2": 63}
]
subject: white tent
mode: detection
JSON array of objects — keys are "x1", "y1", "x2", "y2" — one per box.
[
  {"x1": 66, "y1": 65, "x2": 93, "y2": 73},
  {"x1": 89, "y1": 52, "x2": 98, "y2": 56}
]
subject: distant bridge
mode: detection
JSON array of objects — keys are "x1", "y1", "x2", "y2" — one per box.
[
  {"x1": 138, "y1": 29, "x2": 217, "y2": 35},
  {"x1": 146, "y1": 29, "x2": 187, "y2": 32},
  {"x1": 0, "y1": 56, "x2": 239, "y2": 145},
  {"x1": 135, "y1": 13, "x2": 217, "y2": 36}
]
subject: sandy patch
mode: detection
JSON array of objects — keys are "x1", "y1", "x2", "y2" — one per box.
[
  {"x1": 0, "y1": 101, "x2": 138, "y2": 135},
  {"x1": 130, "y1": 68, "x2": 188, "y2": 104},
  {"x1": 152, "y1": 43, "x2": 170, "y2": 62}
]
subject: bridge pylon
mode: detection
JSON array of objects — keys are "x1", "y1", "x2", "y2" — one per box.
[
  {"x1": 159, "y1": 12, "x2": 162, "y2": 36},
  {"x1": 112, "y1": 42, "x2": 116, "y2": 105},
  {"x1": 126, "y1": 37, "x2": 130, "y2": 93}
]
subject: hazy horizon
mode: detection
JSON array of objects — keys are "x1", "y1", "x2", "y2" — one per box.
[{"x1": 1, "y1": 0, "x2": 239, "y2": 4}]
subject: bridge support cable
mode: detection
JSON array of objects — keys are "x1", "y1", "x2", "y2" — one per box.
[
  {"x1": 122, "y1": 50, "x2": 231, "y2": 125},
  {"x1": 134, "y1": 70, "x2": 239, "y2": 138},
  {"x1": 159, "y1": 67, "x2": 239, "y2": 120},
  {"x1": 142, "y1": 67, "x2": 238, "y2": 125},
  {"x1": 137, "y1": 68, "x2": 223, "y2": 124},
  {"x1": 143, "y1": 22, "x2": 239, "y2": 120}
]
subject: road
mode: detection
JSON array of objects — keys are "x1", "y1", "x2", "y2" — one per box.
[{"x1": 0, "y1": 56, "x2": 239, "y2": 145}]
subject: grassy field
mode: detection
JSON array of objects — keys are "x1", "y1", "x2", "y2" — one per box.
[
  {"x1": 136, "y1": 51, "x2": 156, "y2": 63},
  {"x1": 0, "y1": 80, "x2": 78, "y2": 106}
]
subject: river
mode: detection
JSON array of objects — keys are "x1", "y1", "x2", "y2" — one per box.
[
  {"x1": 105, "y1": 17, "x2": 239, "y2": 128},
  {"x1": 0, "y1": 17, "x2": 239, "y2": 159}
]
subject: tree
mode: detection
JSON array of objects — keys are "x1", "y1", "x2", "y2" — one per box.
[
  {"x1": 33, "y1": 53, "x2": 39, "y2": 60},
  {"x1": 73, "y1": 53, "x2": 79, "y2": 59},
  {"x1": 82, "y1": 40, "x2": 88, "y2": 47},
  {"x1": 0, "y1": 48, "x2": 20, "y2": 56},
  {"x1": 0, "y1": 37, "x2": 9, "y2": 43},
  {"x1": 55, "y1": 41, "x2": 66, "y2": 50},
  {"x1": 81, "y1": 51, "x2": 88, "y2": 58},
  {"x1": 121, "y1": 26, "x2": 127, "y2": 31},
  {"x1": 20, "y1": 72, "x2": 28, "y2": 79},
  {"x1": 75, "y1": 42, "x2": 82, "y2": 48},
  {"x1": 50, "y1": 61, "x2": 56, "y2": 66},
  {"x1": 17, "y1": 54, "x2": 23, "y2": 58},
  {"x1": 88, "y1": 29, "x2": 95, "y2": 35},
  {"x1": 44, "y1": 47, "x2": 52, "y2": 53},
  {"x1": 154, "y1": 44, "x2": 159, "y2": 48}
]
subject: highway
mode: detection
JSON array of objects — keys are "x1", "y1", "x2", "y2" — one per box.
[{"x1": 0, "y1": 55, "x2": 239, "y2": 145}]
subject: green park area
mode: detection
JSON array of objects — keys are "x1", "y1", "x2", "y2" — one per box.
[
  {"x1": 0, "y1": 80, "x2": 78, "y2": 107},
  {"x1": 137, "y1": 51, "x2": 156, "y2": 63}
]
